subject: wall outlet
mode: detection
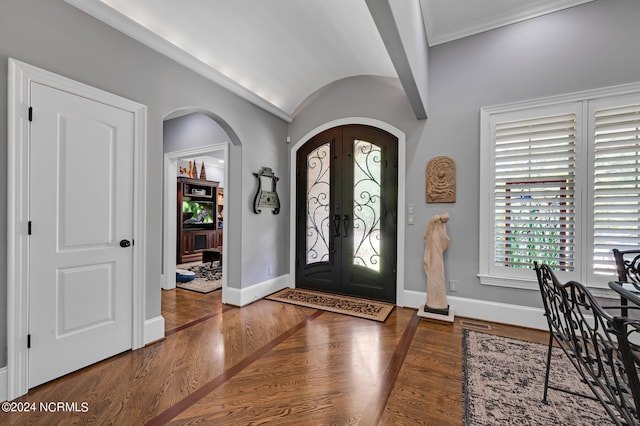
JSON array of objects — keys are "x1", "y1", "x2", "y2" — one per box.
[
  {"x1": 268, "y1": 265, "x2": 272, "y2": 276},
  {"x1": 449, "y1": 279, "x2": 458, "y2": 292}
]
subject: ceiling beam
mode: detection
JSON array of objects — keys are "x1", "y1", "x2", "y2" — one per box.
[{"x1": 366, "y1": 0, "x2": 429, "y2": 120}]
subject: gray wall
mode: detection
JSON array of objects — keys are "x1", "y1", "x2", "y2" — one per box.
[
  {"x1": 163, "y1": 112, "x2": 231, "y2": 154},
  {"x1": 291, "y1": 0, "x2": 640, "y2": 309},
  {"x1": 0, "y1": 0, "x2": 289, "y2": 367}
]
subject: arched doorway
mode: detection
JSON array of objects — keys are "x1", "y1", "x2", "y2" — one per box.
[
  {"x1": 162, "y1": 109, "x2": 238, "y2": 301},
  {"x1": 295, "y1": 124, "x2": 398, "y2": 303}
]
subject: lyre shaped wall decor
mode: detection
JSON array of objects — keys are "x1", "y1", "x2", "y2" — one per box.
[{"x1": 253, "y1": 167, "x2": 280, "y2": 214}]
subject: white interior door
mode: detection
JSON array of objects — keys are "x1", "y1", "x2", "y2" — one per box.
[{"x1": 28, "y1": 82, "x2": 134, "y2": 387}]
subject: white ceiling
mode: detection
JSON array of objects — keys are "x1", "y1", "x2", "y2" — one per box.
[
  {"x1": 67, "y1": 0, "x2": 594, "y2": 122},
  {"x1": 420, "y1": 0, "x2": 593, "y2": 46}
]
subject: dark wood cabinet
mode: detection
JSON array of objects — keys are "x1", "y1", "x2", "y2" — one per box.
[{"x1": 177, "y1": 177, "x2": 221, "y2": 264}]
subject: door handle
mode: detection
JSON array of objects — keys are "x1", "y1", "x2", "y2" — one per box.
[
  {"x1": 120, "y1": 239, "x2": 131, "y2": 248},
  {"x1": 333, "y1": 214, "x2": 341, "y2": 237},
  {"x1": 343, "y1": 214, "x2": 350, "y2": 237}
]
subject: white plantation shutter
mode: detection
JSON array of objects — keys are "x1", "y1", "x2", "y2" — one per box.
[
  {"x1": 481, "y1": 85, "x2": 640, "y2": 290},
  {"x1": 592, "y1": 103, "x2": 640, "y2": 277},
  {"x1": 493, "y1": 113, "x2": 576, "y2": 272}
]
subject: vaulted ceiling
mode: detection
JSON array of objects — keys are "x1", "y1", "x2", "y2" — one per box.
[{"x1": 66, "y1": 0, "x2": 594, "y2": 122}]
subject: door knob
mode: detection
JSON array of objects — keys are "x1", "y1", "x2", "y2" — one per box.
[{"x1": 120, "y1": 239, "x2": 131, "y2": 248}]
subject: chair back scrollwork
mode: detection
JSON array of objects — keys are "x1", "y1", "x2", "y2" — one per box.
[
  {"x1": 534, "y1": 261, "x2": 640, "y2": 425},
  {"x1": 613, "y1": 316, "x2": 640, "y2": 424},
  {"x1": 613, "y1": 249, "x2": 640, "y2": 286}
]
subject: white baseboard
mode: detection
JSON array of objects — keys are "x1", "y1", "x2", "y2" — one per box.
[
  {"x1": 0, "y1": 367, "x2": 6, "y2": 402},
  {"x1": 144, "y1": 315, "x2": 166, "y2": 344},
  {"x1": 402, "y1": 289, "x2": 547, "y2": 330},
  {"x1": 214, "y1": 278, "x2": 547, "y2": 330},
  {"x1": 223, "y1": 274, "x2": 291, "y2": 307},
  {"x1": 161, "y1": 273, "x2": 175, "y2": 290}
]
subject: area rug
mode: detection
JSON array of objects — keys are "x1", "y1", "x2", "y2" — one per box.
[
  {"x1": 177, "y1": 262, "x2": 222, "y2": 294},
  {"x1": 266, "y1": 288, "x2": 394, "y2": 322},
  {"x1": 463, "y1": 330, "x2": 612, "y2": 425}
]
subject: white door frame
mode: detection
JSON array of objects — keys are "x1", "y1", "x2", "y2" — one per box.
[
  {"x1": 289, "y1": 118, "x2": 407, "y2": 306},
  {"x1": 6, "y1": 59, "x2": 148, "y2": 400},
  {"x1": 162, "y1": 145, "x2": 228, "y2": 294}
]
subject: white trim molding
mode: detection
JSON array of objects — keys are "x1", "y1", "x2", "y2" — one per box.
[
  {"x1": 144, "y1": 316, "x2": 166, "y2": 345},
  {"x1": 224, "y1": 274, "x2": 292, "y2": 307},
  {"x1": 289, "y1": 118, "x2": 407, "y2": 306},
  {"x1": 6, "y1": 58, "x2": 148, "y2": 400},
  {"x1": 421, "y1": 0, "x2": 595, "y2": 46},
  {"x1": 0, "y1": 367, "x2": 7, "y2": 402},
  {"x1": 402, "y1": 290, "x2": 548, "y2": 331}
]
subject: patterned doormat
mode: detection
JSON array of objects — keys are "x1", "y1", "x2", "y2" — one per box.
[
  {"x1": 463, "y1": 330, "x2": 611, "y2": 425},
  {"x1": 266, "y1": 288, "x2": 394, "y2": 322},
  {"x1": 177, "y1": 262, "x2": 222, "y2": 294}
]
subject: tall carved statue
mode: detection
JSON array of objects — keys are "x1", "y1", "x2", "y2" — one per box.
[{"x1": 423, "y1": 212, "x2": 450, "y2": 313}]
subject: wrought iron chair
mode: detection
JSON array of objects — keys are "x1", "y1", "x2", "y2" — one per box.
[
  {"x1": 614, "y1": 249, "x2": 640, "y2": 285},
  {"x1": 534, "y1": 262, "x2": 640, "y2": 425},
  {"x1": 613, "y1": 249, "x2": 640, "y2": 317}
]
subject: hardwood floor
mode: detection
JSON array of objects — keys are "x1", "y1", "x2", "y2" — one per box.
[{"x1": 1, "y1": 288, "x2": 549, "y2": 425}]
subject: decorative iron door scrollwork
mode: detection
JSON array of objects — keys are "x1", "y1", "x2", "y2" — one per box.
[
  {"x1": 305, "y1": 144, "x2": 330, "y2": 263},
  {"x1": 353, "y1": 139, "x2": 381, "y2": 271},
  {"x1": 295, "y1": 125, "x2": 398, "y2": 303}
]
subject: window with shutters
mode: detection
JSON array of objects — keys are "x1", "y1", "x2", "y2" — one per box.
[
  {"x1": 495, "y1": 113, "x2": 576, "y2": 272},
  {"x1": 589, "y1": 96, "x2": 640, "y2": 282},
  {"x1": 480, "y1": 85, "x2": 640, "y2": 290}
]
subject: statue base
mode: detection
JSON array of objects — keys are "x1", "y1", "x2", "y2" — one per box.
[{"x1": 417, "y1": 304, "x2": 455, "y2": 323}]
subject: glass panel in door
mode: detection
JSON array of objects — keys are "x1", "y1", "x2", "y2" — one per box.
[
  {"x1": 306, "y1": 143, "x2": 331, "y2": 264},
  {"x1": 353, "y1": 139, "x2": 381, "y2": 272}
]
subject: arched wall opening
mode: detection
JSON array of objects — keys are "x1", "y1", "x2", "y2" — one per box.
[{"x1": 162, "y1": 107, "x2": 241, "y2": 303}]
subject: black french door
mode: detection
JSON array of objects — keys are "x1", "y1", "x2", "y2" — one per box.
[{"x1": 295, "y1": 125, "x2": 398, "y2": 303}]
